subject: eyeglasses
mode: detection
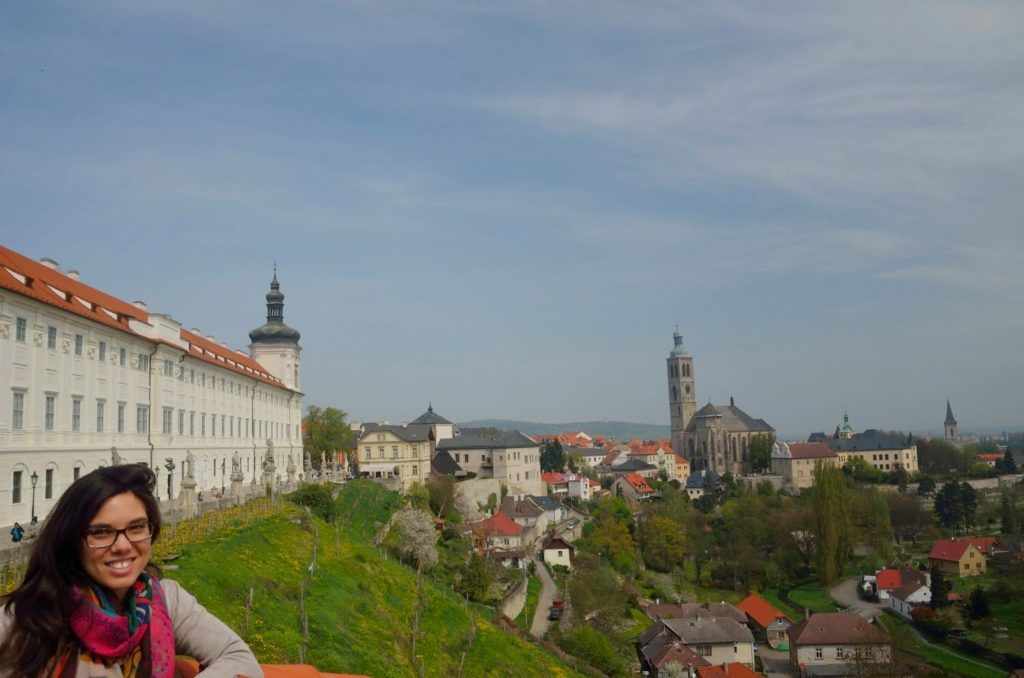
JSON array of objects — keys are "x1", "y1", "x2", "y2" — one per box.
[{"x1": 84, "y1": 521, "x2": 153, "y2": 549}]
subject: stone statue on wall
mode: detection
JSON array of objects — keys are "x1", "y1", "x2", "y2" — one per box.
[
  {"x1": 110, "y1": 446, "x2": 123, "y2": 466},
  {"x1": 231, "y1": 450, "x2": 242, "y2": 476},
  {"x1": 184, "y1": 450, "x2": 196, "y2": 480}
]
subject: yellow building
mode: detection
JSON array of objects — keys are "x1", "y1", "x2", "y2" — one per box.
[
  {"x1": 928, "y1": 539, "x2": 986, "y2": 577},
  {"x1": 355, "y1": 423, "x2": 434, "y2": 490}
]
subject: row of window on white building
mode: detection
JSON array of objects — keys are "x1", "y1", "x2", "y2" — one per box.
[{"x1": 10, "y1": 391, "x2": 294, "y2": 440}]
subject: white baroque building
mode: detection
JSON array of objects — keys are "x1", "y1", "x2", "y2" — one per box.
[{"x1": 0, "y1": 245, "x2": 303, "y2": 525}]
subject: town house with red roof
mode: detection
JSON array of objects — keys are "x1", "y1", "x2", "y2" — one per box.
[
  {"x1": 0, "y1": 245, "x2": 302, "y2": 525},
  {"x1": 737, "y1": 593, "x2": 792, "y2": 649},
  {"x1": 613, "y1": 472, "x2": 655, "y2": 504},
  {"x1": 928, "y1": 539, "x2": 987, "y2": 577},
  {"x1": 459, "y1": 511, "x2": 525, "y2": 568}
]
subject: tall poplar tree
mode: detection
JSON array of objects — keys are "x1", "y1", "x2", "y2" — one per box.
[{"x1": 813, "y1": 461, "x2": 853, "y2": 585}]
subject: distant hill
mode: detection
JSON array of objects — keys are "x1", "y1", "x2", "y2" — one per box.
[{"x1": 458, "y1": 419, "x2": 670, "y2": 442}]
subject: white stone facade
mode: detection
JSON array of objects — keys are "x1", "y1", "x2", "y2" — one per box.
[{"x1": 0, "y1": 249, "x2": 302, "y2": 526}]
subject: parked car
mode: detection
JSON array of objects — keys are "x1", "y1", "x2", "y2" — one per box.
[
  {"x1": 548, "y1": 606, "x2": 563, "y2": 621},
  {"x1": 566, "y1": 520, "x2": 576, "y2": 530}
]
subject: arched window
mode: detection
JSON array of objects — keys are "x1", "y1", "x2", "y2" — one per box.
[{"x1": 671, "y1": 385, "x2": 678, "y2": 401}]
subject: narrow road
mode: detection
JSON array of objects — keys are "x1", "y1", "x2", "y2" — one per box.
[
  {"x1": 829, "y1": 576, "x2": 885, "y2": 620},
  {"x1": 530, "y1": 557, "x2": 558, "y2": 638}
]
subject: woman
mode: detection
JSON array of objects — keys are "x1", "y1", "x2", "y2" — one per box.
[{"x1": 0, "y1": 464, "x2": 262, "y2": 677}]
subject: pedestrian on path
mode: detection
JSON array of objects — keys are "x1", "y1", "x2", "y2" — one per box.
[{"x1": 9, "y1": 523, "x2": 23, "y2": 543}]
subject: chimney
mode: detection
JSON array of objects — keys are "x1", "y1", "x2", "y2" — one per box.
[
  {"x1": 206, "y1": 335, "x2": 215, "y2": 342},
  {"x1": 40, "y1": 257, "x2": 59, "y2": 270},
  {"x1": 66, "y1": 270, "x2": 80, "y2": 280},
  {"x1": 191, "y1": 328, "x2": 201, "y2": 335},
  {"x1": 132, "y1": 300, "x2": 147, "y2": 311},
  {"x1": 730, "y1": 395, "x2": 735, "y2": 407}
]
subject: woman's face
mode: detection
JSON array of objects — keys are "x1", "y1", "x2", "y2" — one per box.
[{"x1": 79, "y1": 492, "x2": 153, "y2": 600}]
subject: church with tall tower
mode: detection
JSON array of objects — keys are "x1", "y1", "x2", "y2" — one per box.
[{"x1": 665, "y1": 328, "x2": 774, "y2": 476}]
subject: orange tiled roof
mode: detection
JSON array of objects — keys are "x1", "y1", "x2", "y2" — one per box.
[
  {"x1": 624, "y1": 473, "x2": 653, "y2": 493},
  {"x1": 464, "y1": 511, "x2": 522, "y2": 537},
  {"x1": 0, "y1": 245, "x2": 292, "y2": 391},
  {"x1": 737, "y1": 593, "x2": 790, "y2": 629},
  {"x1": 696, "y1": 663, "x2": 761, "y2": 678}
]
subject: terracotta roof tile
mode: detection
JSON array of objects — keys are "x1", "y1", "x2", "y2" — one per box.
[
  {"x1": 737, "y1": 593, "x2": 790, "y2": 629},
  {"x1": 696, "y1": 663, "x2": 761, "y2": 678}
]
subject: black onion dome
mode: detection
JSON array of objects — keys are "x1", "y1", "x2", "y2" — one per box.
[{"x1": 249, "y1": 270, "x2": 301, "y2": 345}]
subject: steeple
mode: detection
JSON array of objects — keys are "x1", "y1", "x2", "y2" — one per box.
[
  {"x1": 670, "y1": 324, "x2": 689, "y2": 357},
  {"x1": 249, "y1": 268, "x2": 300, "y2": 345},
  {"x1": 944, "y1": 399, "x2": 959, "y2": 442}
]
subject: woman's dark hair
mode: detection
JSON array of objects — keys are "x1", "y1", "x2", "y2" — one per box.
[{"x1": 0, "y1": 463, "x2": 161, "y2": 676}]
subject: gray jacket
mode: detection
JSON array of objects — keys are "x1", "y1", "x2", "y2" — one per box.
[{"x1": 0, "y1": 578, "x2": 263, "y2": 678}]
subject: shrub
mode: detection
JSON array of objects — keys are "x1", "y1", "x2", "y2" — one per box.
[
  {"x1": 558, "y1": 626, "x2": 626, "y2": 677},
  {"x1": 288, "y1": 483, "x2": 338, "y2": 522}
]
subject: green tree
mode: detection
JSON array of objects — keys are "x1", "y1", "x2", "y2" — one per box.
[
  {"x1": 886, "y1": 491, "x2": 933, "y2": 544},
  {"x1": 929, "y1": 565, "x2": 952, "y2": 608},
  {"x1": 288, "y1": 483, "x2": 338, "y2": 522},
  {"x1": 591, "y1": 516, "x2": 636, "y2": 572},
  {"x1": 917, "y1": 476, "x2": 937, "y2": 498},
  {"x1": 813, "y1": 462, "x2": 853, "y2": 585},
  {"x1": 917, "y1": 438, "x2": 967, "y2": 476},
  {"x1": 1001, "y1": 492, "x2": 1022, "y2": 536},
  {"x1": 558, "y1": 626, "x2": 626, "y2": 676},
  {"x1": 935, "y1": 481, "x2": 978, "y2": 533},
  {"x1": 425, "y1": 474, "x2": 463, "y2": 524},
  {"x1": 842, "y1": 456, "x2": 885, "y2": 483},
  {"x1": 968, "y1": 586, "x2": 990, "y2": 619},
  {"x1": 748, "y1": 433, "x2": 774, "y2": 472},
  {"x1": 539, "y1": 440, "x2": 566, "y2": 473},
  {"x1": 303, "y1": 405, "x2": 355, "y2": 463},
  {"x1": 456, "y1": 552, "x2": 492, "y2": 602},
  {"x1": 640, "y1": 516, "x2": 686, "y2": 572}
]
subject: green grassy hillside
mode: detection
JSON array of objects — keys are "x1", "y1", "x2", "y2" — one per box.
[{"x1": 164, "y1": 481, "x2": 578, "y2": 677}]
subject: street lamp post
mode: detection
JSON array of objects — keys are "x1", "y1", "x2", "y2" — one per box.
[{"x1": 30, "y1": 471, "x2": 39, "y2": 522}]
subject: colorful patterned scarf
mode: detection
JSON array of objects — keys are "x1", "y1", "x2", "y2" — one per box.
[{"x1": 67, "y1": 572, "x2": 175, "y2": 678}]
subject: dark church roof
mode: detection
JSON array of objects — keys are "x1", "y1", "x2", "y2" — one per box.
[
  {"x1": 412, "y1": 404, "x2": 453, "y2": 425},
  {"x1": 249, "y1": 271, "x2": 301, "y2": 345},
  {"x1": 945, "y1": 399, "x2": 957, "y2": 425},
  {"x1": 686, "y1": 402, "x2": 774, "y2": 434}
]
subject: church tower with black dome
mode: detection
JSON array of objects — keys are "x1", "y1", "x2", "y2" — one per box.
[{"x1": 249, "y1": 268, "x2": 302, "y2": 390}]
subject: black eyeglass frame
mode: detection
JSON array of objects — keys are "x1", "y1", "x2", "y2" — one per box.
[{"x1": 83, "y1": 521, "x2": 154, "y2": 549}]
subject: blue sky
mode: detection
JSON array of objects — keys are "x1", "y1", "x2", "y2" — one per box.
[{"x1": 3, "y1": 2, "x2": 1022, "y2": 439}]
